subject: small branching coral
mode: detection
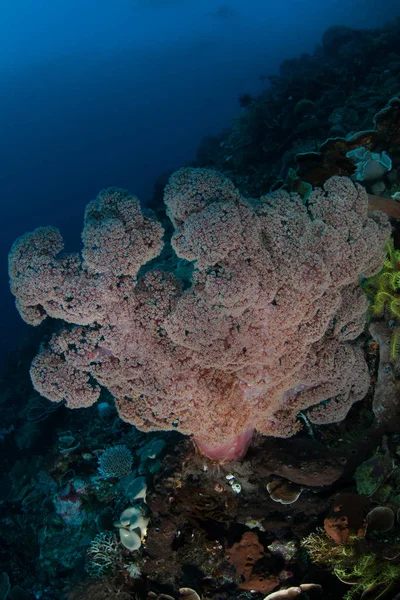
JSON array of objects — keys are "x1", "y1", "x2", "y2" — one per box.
[
  {"x1": 124, "y1": 562, "x2": 141, "y2": 579},
  {"x1": 86, "y1": 532, "x2": 122, "y2": 578},
  {"x1": 86, "y1": 531, "x2": 142, "y2": 582},
  {"x1": 363, "y1": 239, "x2": 400, "y2": 361},
  {"x1": 301, "y1": 529, "x2": 400, "y2": 600}
]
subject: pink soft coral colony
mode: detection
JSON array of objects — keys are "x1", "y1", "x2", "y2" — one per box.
[{"x1": 8, "y1": 169, "x2": 391, "y2": 462}]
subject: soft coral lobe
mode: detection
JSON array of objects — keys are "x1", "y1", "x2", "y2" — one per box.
[{"x1": 9, "y1": 172, "x2": 391, "y2": 461}]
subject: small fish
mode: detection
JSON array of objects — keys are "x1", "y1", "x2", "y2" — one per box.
[{"x1": 208, "y1": 4, "x2": 234, "y2": 19}]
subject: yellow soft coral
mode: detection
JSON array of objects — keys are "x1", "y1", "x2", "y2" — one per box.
[{"x1": 363, "y1": 239, "x2": 400, "y2": 360}]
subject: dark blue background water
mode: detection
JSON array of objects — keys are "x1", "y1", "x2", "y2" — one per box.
[{"x1": 1, "y1": 0, "x2": 399, "y2": 361}]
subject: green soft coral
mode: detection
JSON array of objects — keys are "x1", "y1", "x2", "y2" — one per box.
[
  {"x1": 302, "y1": 531, "x2": 400, "y2": 600},
  {"x1": 363, "y1": 239, "x2": 400, "y2": 361}
]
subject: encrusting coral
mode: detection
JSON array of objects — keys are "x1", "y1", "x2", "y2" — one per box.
[{"x1": 8, "y1": 168, "x2": 390, "y2": 462}]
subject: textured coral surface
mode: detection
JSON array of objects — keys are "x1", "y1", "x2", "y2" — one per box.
[{"x1": 8, "y1": 169, "x2": 390, "y2": 461}]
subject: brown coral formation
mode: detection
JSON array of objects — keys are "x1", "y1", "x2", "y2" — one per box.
[
  {"x1": 324, "y1": 493, "x2": 370, "y2": 544},
  {"x1": 226, "y1": 532, "x2": 280, "y2": 594},
  {"x1": 266, "y1": 479, "x2": 302, "y2": 505}
]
